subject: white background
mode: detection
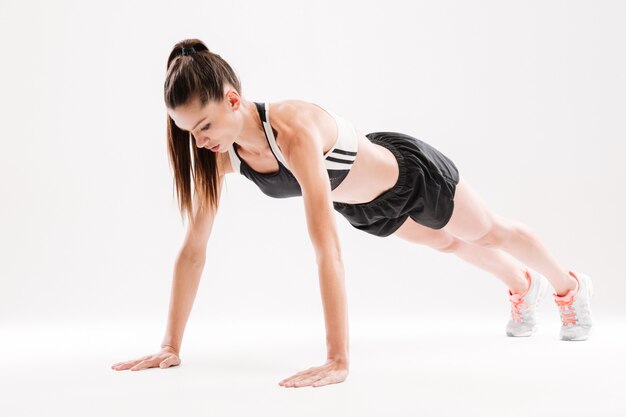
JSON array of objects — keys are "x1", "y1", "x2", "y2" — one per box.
[{"x1": 1, "y1": 0, "x2": 625, "y2": 416}]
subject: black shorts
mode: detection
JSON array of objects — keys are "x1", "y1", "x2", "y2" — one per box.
[{"x1": 332, "y1": 131, "x2": 460, "y2": 237}]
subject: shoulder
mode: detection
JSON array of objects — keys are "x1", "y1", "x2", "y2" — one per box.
[
  {"x1": 268, "y1": 100, "x2": 324, "y2": 154},
  {"x1": 269, "y1": 100, "x2": 313, "y2": 129}
]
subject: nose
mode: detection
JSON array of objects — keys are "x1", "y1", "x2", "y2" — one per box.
[{"x1": 195, "y1": 137, "x2": 209, "y2": 148}]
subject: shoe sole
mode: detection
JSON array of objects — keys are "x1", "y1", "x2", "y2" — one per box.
[
  {"x1": 561, "y1": 327, "x2": 593, "y2": 341},
  {"x1": 506, "y1": 327, "x2": 537, "y2": 337}
]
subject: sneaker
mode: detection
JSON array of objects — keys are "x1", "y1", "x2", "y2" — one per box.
[
  {"x1": 506, "y1": 269, "x2": 550, "y2": 337},
  {"x1": 553, "y1": 271, "x2": 594, "y2": 341}
]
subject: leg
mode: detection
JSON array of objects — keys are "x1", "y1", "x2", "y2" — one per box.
[
  {"x1": 442, "y1": 175, "x2": 577, "y2": 296},
  {"x1": 393, "y1": 216, "x2": 529, "y2": 294}
]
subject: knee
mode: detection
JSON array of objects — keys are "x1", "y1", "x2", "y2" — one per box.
[
  {"x1": 469, "y1": 218, "x2": 514, "y2": 248},
  {"x1": 470, "y1": 229, "x2": 502, "y2": 248},
  {"x1": 433, "y1": 236, "x2": 464, "y2": 253}
]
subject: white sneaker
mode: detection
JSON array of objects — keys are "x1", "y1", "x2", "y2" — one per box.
[
  {"x1": 506, "y1": 269, "x2": 550, "y2": 337},
  {"x1": 553, "y1": 271, "x2": 594, "y2": 341}
]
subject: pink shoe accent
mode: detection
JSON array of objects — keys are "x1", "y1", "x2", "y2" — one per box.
[
  {"x1": 553, "y1": 271, "x2": 581, "y2": 326},
  {"x1": 508, "y1": 270, "x2": 532, "y2": 323},
  {"x1": 569, "y1": 270, "x2": 581, "y2": 293},
  {"x1": 509, "y1": 293, "x2": 528, "y2": 323}
]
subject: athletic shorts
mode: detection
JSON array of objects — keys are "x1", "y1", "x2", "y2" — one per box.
[{"x1": 332, "y1": 131, "x2": 460, "y2": 237}]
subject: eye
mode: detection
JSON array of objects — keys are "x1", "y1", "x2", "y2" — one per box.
[{"x1": 201, "y1": 123, "x2": 211, "y2": 131}]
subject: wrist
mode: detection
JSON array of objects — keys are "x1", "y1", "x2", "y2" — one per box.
[
  {"x1": 327, "y1": 355, "x2": 349, "y2": 367},
  {"x1": 161, "y1": 344, "x2": 180, "y2": 355}
]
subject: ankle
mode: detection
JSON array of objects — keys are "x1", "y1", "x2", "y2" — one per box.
[
  {"x1": 554, "y1": 272, "x2": 578, "y2": 296},
  {"x1": 509, "y1": 269, "x2": 530, "y2": 295}
]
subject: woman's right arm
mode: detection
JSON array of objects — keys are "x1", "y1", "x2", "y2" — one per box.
[{"x1": 112, "y1": 173, "x2": 225, "y2": 371}]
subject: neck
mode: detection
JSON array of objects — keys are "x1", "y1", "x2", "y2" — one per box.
[{"x1": 235, "y1": 100, "x2": 267, "y2": 157}]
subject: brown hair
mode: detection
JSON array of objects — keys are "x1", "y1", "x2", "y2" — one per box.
[{"x1": 164, "y1": 38, "x2": 242, "y2": 225}]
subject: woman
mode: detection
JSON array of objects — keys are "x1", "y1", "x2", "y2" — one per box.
[{"x1": 111, "y1": 39, "x2": 594, "y2": 387}]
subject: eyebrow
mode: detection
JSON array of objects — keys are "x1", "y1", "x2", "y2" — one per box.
[{"x1": 189, "y1": 117, "x2": 208, "y2": 132}]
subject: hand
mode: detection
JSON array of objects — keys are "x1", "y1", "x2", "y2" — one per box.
[
  {"x1": 278, "y1": 359, "x2": 349, "y2": 388},
  {"x1": 111, "y1": 346, "x2": 180, "y2": 371}
]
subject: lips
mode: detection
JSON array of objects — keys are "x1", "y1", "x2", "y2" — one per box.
[{"x1": 209, "y1": 144, "x2": 220, "y2": 151}]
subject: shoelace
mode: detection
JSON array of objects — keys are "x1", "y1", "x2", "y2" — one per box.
[
  {"x1": 555, "y1": 295, "x2": 577, "y2": 326},
  {"x1": 509, "y1": 294, "x2": 528, "y2": 323}
]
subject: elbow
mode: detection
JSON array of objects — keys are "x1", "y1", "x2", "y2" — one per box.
[
  {"x1": 178, "y1": 247, "x2": 207, "y2": 265},
  {"x1": 315, "y1": 248, "x2": 343, "y2": 266}
]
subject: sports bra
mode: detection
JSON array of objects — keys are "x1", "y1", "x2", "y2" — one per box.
[{"x1": 227, "y1": 102, "x2": 359, "y2": 198}]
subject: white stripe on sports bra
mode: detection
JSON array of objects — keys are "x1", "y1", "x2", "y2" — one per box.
[{"x1": 227, "y1": 102, "x2": 358, "y2": 173}]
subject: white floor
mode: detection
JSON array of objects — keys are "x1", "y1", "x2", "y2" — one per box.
[{"x1": 2, "y1": 314, "x2": 625, "y2": 417}]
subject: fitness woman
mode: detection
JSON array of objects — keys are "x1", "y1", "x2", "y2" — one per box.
[{"x1": 111, "y1": 39, "x2": 594, "y2": 388}]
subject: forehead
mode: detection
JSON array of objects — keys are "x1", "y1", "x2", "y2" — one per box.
[{"x1": 168, "y1": 97, "x2": 222, "y2": 131}]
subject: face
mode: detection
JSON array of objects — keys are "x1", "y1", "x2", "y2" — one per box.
[{"x1": 167, "y1": 88, "x2": 243, "y2": 153}]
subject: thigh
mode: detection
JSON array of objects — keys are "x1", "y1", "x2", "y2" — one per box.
[
  {"x1": 441, "y1": 175, "x2": 505, "y2": 243},
  {"x1": 393, "y1": 215, "x2": 458, "y2": 250}
]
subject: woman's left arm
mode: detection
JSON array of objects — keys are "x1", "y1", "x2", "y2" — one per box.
[{"x1": 277, "y1": 118, "x2": 350, "y2": 388}]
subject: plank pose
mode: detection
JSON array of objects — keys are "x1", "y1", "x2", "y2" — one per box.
[{"x1": 112, "y1": 39, "x2": 594, "y2": 388}]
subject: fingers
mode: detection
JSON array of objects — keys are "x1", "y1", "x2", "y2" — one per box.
[
  {"x1": 280, "y1": 369, "x2": 323, "y2": 387},
  {"x1": 159, "y1": 355, "x2": 180, "y2": 368},
  {"x1": 312, "y1": 375, "x2": 339, "y2": 387},
  {"x1": 279, "y1": 366, "x2": 318, "y2": 381},
  {"x1": 112, "y1": 353, "x2": 153, "y2": 369},
  {"x1": 279, "y1": 364, "x2": 349, "y2": 388},
  {"x1": 112, "y1": 358, "x2": 149, "y2": 371},
  {"x1": 287, "y1": 374, "x2": 325, "y2": 387},
  {"x1": 112, "y1": 353, "x2": 180, "y2": 371},
  {"x1": 130, "y1": 358, "x2": 159, "y2": 371},
  {"x1": 279, "y1": 368, "x2": 318, "y2": 386}
]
